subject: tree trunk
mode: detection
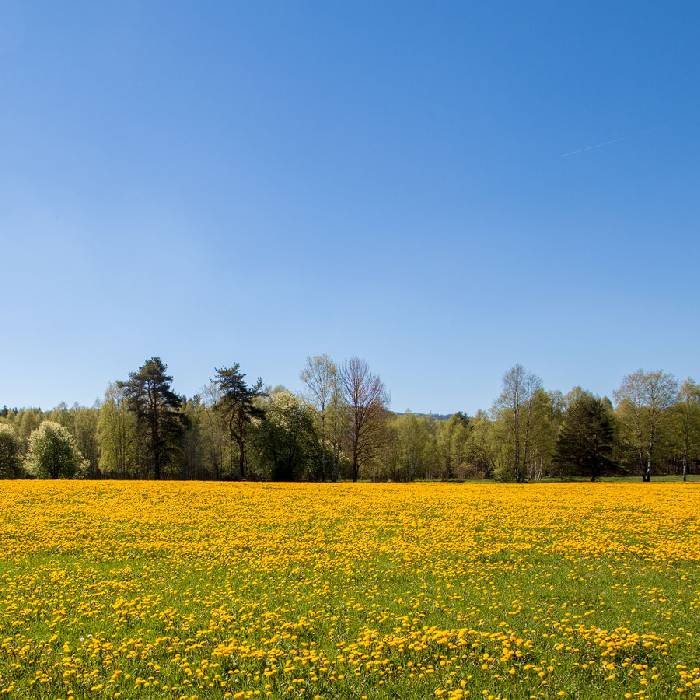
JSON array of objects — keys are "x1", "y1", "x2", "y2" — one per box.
[
  {"x1": 238, "y1": 439, "x2": 246, "y2": 480},
  {"x1": 331, "y1": 441, "x2": 339, "y2": 482},
  {"x1": 522, "y1": 408, "x2": 532, "y2": 484},
  {"x1": 513, "y1": 408, "x2": 521, "y2": 483},
  {"x1": 320, "y1": 412, "x2": 326, "y2": 481},
  {"x1": 644, "y1": 424, "x2": 656, "y2": 482}
]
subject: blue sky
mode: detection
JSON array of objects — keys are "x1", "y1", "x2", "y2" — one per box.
[{"x1": 1, "y1": 1, "x2": 699, "y2": 413}]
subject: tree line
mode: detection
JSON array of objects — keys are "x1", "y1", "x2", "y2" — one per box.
[{"x1": 1, "y1": 357, "x2": 698, "y2": 482}]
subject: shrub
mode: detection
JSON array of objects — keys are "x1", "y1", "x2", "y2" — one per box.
[{"x1": 25, "y1": 421, "x2": 87, "y2": 479}]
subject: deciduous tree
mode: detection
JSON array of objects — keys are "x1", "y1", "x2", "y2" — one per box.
[
  {"x1": 200, "y1": 382, "x2": 229, "y2": 480},
  {"x1": 436, "y1": 412, "x2": 470, "y2": 480},
  {"x1": 0, "y1": 424, "x2": 22, "y2": 478},
  {"x1": 97, "y1": 383, "x2": 139, "y2": 478},
  {"x1": 340, "y1": 358, "x2": 389, "y2": 482},
  {"x1": 670, "y1": 379, "x2": 700, "y2": 481},
  {"x1": 256, "y1": 390, "x2": 319, "y2": 481},
  {"x1": 614, "y1": 370, "x2": 677, "y2": 481},
  {"x1": 25, "y1": 421, "x2": 87, "y2": 479},
  {"x1": 493, "y1": 364, "x2": 542, "y2": 482},
  {"x1": 301, "y1": 355, "x2": 338, "y2": 481}
]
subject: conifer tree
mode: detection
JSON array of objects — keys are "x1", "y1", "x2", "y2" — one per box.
[
  {"x1": 119, "y1": 358, "x2": 185, "y2": 479},
  {"x1": 213, "y1": 365, "x2": 265, "y2": 479},
  {"x1": 555, "y1": 389, "x2": 615, "y2": 481}
]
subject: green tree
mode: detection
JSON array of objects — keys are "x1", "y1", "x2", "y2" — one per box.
[
  {"x1": 436, "y1": 412, "x2": 470, "y2": 479},
  {"x1": 0, "y1": 424, "x2": 22, "y2": 478},
  {"x1": 256, "y1": 390, "x2": 319, "y2": 481},
  {"x1": 325, "y1": 381, "x2": 349, "y2": 482},
  {"x1": 200, "y1": 382, "x2": 230, "y2": 480},
  {"x1": 47, "y1": 402, "x2": 73, "y2": 430},
  {"x1": 301, "y1": 354, "x2": 339, "y2": 481},
  {"x1": 386, "y1": 413, "x2": 438, "y2": 481},
  {"x1": 180, "y1": 396, "x2": 208, "y2": 480},
  {"x1": 670, "y1": 379, "x2": 700, "y2": 480},
  {"x1": 45, "y1": 404, "x2": 100, "y2": 477},
  {"x1": 493, "y1": 364, "x2": 542, "y2": 482},
  {"x1": 119, "y1": 358, "x2": 186, "y2": 480},
  {"x1": 614, "y1": 370, "x2": 677, "y2": 481},
  {"x1": 464, "y1": 410, "x2": 497, "y2": 479},
  {"x1": 97, "y1": 383, "x2": 139, "y2": 478},
  {"x1": 555, "y1": 389, "x2": 615, "y2": 481},
  {"x1": 14, "y1": 408, "x2": 44, "y2": 447},
  {"x1": 25, "y1": 421, "x2": 87, "y2": 478},
  {"x1": 524, "y1": 389, "x2": 561, "y2": 480},
  {"x1": 72, "y1": 406, "x2": 100, "y2": 478},
  {"x1": 213, "y1": 365, "x2": 266, "y2": 479}
]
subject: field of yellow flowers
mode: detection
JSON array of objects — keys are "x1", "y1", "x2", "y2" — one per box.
[{"x1": 0, "y1": 482, "x2": 698, "y2": 699}]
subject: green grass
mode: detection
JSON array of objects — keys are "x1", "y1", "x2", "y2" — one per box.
[{"x1": 0, "y1": 480, "x2": 698, "y2": 699}]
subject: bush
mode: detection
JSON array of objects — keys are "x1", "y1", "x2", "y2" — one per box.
[{"x1": 25, "y1": 421, "x2": 87, "y2": 479}]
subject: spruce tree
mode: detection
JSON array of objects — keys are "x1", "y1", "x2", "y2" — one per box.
[{"x1": 555, "y1": 390, "x2": 615, "y2": 481}]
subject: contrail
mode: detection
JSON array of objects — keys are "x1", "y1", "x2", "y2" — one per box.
[{"x1": 560, "y1": 135, "x2": 628, "y2": 158}]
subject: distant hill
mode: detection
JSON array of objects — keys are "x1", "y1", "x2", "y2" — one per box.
[{"x1": 392, "y1": 411, "x2": 454, "y2": 421}]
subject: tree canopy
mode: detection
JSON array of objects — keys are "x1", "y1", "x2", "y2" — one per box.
[
  {"x1": 24, "y1": 421, "x2": 87, "y2": 479},
  {"x1": 2, "y1": 358, "x2": 699, "y2": 482}
]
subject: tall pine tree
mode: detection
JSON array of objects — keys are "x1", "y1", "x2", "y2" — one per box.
[
  {"x1": 213, "y1": 365, "x2": 265, "y2": 479},
  {"x1": 119, "y1": 357, "x2": 185, "y2": 479}
]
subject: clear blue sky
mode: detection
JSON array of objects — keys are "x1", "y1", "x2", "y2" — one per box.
[{"x1": 1, "y1": 1, "x2": 699, "y2": 413}]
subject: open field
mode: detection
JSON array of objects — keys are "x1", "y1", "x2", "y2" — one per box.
[{"x1": 0, "y1": 482, "x2": 699, "y2": 699}]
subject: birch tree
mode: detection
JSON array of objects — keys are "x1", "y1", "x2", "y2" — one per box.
[
  {"x1": 614, "y1": 370, "x2": 677, "y2": 481},
  {"x1": 493, "y1": 364, "x2": 542, "y2": 482},
  {"x1": 97, "y1": 383, "x2": 138, "y2": 478},
  {"x1": 301, "y1": 354, "x2": 338, "y2": 481},
  {"x1": 671, "y1": 378, "x2": 700, "y2": 481}
]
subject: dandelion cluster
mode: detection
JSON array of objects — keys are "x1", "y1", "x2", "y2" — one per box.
[{"x1": 0, "y1": 482, "x2": 698, "y2": 698}]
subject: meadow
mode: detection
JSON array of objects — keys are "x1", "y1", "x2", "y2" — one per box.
[{"x1": 0, "y1": 482, "x2": 698, "y2": 699}]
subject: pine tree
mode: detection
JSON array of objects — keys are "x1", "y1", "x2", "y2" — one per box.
[
  {"x1": 213, "y1": 365, "x2": 265, "y2": 479},
  {"x1": 119, "y1": 358, "x2": 185, "y2": 479}
]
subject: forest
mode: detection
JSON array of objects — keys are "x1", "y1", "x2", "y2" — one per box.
[{"x1": 1, "y1": 357, "x2": 698, "y2": 482}]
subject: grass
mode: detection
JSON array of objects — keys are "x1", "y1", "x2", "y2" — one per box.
[
  {"x1": 0, "y1": 480, "x2": 698, "y2": 698},
  {"x1": 543, "y1": 475, "x2": 700, "y2": 483}
]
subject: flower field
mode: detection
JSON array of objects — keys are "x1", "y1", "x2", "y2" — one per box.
[{"x1": 0, "y1": 482, "x2": 698, "y2": 699}]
